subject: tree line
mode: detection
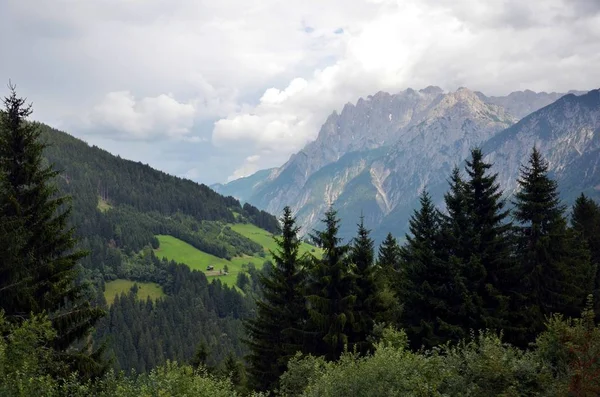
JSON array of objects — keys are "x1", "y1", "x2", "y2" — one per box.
[{"x1": 245, "y1": 146, "x2": 600, "y2": 392}]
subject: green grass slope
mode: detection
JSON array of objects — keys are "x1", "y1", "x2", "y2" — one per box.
[
  {"x1": 104, "y1": 279, "x2": 165, "y2": 305},
  {"x1": 155, "y1": 234, "x2": 265, "y2": 286},
  {"x1": 154, "y1": 224, "x2": 321, "y2": 287},
  {"x1": 229, "y1": 223, "x2": 321, "y2": 257}
]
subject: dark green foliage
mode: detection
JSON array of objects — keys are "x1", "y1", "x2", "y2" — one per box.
[
  {"x1": 572, "y1": 194, "x2": 600, "y2": 267},
  {"x1": 43, "y1": 124, "x2": 236, "y2": 224},
  {"x1": 512, "y1": 148, "x2": 594, "y2": 343},
  {"x1": 376, "y1": 232, "x2": 401, "y2": 277},
  {"x1": 244, "y1": 207, "x2": 308, "y2": 391},
  {"x1": 242, "y1": 202, "x2": 281, "y2": 234},
  {"x1": 462, "y1": 148, "x2": 513, "y2": 332},
  {"x1": 400, "y1": 191, "x2": 465, "y2": 349},
  {"x1": 0, "y1": 85, "x2": 105, "y2": 378},
  {"x1": 96, "y1": 257, "x2": 251, "y2": 374},
  {"x1": 191, "y1": 342, "x2": 210, "y2": 371},
  {"x1": 348, "y1": 216, "x2": 382, "y2": 354},
  {"x1": 572, "y1": 194, "x2": 600, "y2": 318},
  {"x1": 306, "y1": 208, "x2": 356, "y2": 361}
]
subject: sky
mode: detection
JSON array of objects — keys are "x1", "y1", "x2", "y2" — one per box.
[{"x1": 1, "y1": 0, "x2": 599, "y2": 185}]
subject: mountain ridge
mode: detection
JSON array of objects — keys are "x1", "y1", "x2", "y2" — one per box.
[{"x1": 214, "y1": 87, "x2": 597, "y2": 241}]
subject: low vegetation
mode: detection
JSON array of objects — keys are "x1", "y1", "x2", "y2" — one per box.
[{"x1": 103, "y1": 279, "x2": 165, "y2": 305}]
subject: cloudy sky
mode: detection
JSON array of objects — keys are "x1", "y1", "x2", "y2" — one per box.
[{"x1": 1, "y1": 0, "x2": 599, "y2": 184}]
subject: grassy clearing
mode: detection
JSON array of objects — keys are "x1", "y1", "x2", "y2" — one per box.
[
  {"x1": 155, "y1": 224, "x2": 321, "y2": 287},
  {"x1": 104, "y1": 279, "x2": 165, "y2": 305},
  {"x1": 97, "y1": 196, "x2": 112, "y2": 212},
  {"x1": 155, "y1": 235, "x2": 265, "y2": 287},
  {"x1": 229, "y1": 223, "x2": 322, "y2": 258}
]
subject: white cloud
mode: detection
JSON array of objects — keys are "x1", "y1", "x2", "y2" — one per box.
[
  {"x1": 228, "y1": 154, "x2": 263, "y2": 181},
  {"x1": 83, "y1": 91, "x2": 196, "y2": 140},
  {"x1": 211, "y1": 0, "x2": 600, "y2": 180}
]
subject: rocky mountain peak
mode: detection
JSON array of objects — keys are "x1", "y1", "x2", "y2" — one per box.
[
  {"x1": 419, "y1": 85, "x2": 444, "y2": 95},
  {"x1": 214, "y1": 86, "x2": 599, "y2": 242}
]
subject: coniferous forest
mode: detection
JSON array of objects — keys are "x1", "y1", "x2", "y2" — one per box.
[{"x1": 3, "y1": 86, "x2": 600, "y2": 397}]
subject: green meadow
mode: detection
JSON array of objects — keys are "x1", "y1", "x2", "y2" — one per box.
[
  {"x1": 154, "y1": 223, "x2": 321, "y2": 287},
  {"x1": 104, "y1": 279, "x2": 165, "y2": 305},
  {"x1": 97, "y1": 196, "x2": 112, "y2": 212},
  {"x1": 229, "y1": 223, "x2": 322, "y2": 257},
  {"x1": 155, "y1": 234, "x2": 265, "y2": 286}
]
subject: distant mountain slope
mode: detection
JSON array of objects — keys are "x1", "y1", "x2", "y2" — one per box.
[
  {"x1": 228, "y1": 87, "x2": 517, "y2": 239},
  {"x1": 218, "y1": 87, "x2": 595, "y2": 241},
  {"x1": 211, "y1": 168, "x2": 276, "y2": 203},
  {"x1": 482, "y1": 89, "x2": 600, "y2": 201},
  {"x1": 476, "y1": 89, "x2": 583, "y2": 119},
  {"x1": 41, "y1": 124, "x2": 279, "y2": 234}
]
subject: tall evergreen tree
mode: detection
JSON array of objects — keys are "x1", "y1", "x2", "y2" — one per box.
[
  {"x1": 441, "y1": 167, "x2": 473, "y2": 262},
  {"x1": 306, "y1": 207, "x2": 356, "y2": 361},
  {"x1": 377, "y1": 232, "x2": 401, "y2": 275},
  {"x1": 376, "y1": 232, "x2": 402, "y2": 291},
  {"x1": 513, "y1": 148, "x2": 593, "y2": 342},
  {"x1": 400, "y1": 190, "x2": 464, "y2": 349},
  {"x1": 348, "y1": 216, "x2": 383, "y2": 354},
  {"x1": 374, "y1": 232, "x2": 403, "y2": 328},
  {"x1": 463, "y1": 148, "x2": 513, "y2": 332},
  {"x1": 572, "y1": 194, "x2": 600, "y2": 318},
  {"x1": 244, "y1": 206, "x2": 308, "y2": 391},
  {"x1": 0, "y1": 84, "x2": 105, "y2": 378},
  {"x1": 572, "y1": 194, "x2": 600, "y2": 267}
]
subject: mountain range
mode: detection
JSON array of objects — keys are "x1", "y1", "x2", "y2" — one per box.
[{"x1": 213, "y1": 86, "x2": 599, "y2": 242}]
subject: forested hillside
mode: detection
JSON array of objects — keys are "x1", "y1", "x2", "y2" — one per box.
[{"x1": 31, "y1": 122, "x2": 282, "y2": 372}]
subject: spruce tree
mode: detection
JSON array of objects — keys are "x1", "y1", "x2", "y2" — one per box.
[
  {"x1": 374, "y1": 232, "x2": 403, "y2": 328},
  {"x1": 348, "y1": 216, "x2": 383, "y2": 354},
  {"x1": 377, "y1": 232, "x2": 401, "y2": 274},
  {"x1": 306, "y1": 207, "x2": 356, "y2": 361},
  {"x1": 572, "y1": 194, "x2": 600, "y2": 267},
  {"x1": 0, "y1": 85, "x2": 106, "y2": 378},
  {"x1": 463, "y1": 148, "x2": 513, "y2": 332},
  {"x1": 376, "y1": 232, "x2": 402, "y2": 291},
  {"x1": 513, "y1": 148, "x2": 593, "y2": 341},
  {"x1": 439, "y1": 166, "x2": 481, "y2": 335},
  {"x1": 572, "y1": 194, "x2": 600, "y2": 318},
  {"x1": 244, "y1": 206, "x2": 308, "y2": 391},
  {"x1": 400, "y1": 190, "x2": 464, "y2": 349},
  {"x1": 441, "y1": 167, "x2": 473, "y2": 262}
]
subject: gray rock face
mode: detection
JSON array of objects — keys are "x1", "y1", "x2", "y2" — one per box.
[
  {"x1": 483, "y1": 89, "x2": 600, "y2": 201},
  {"x1": 217, "y1": 87, "x2": 597, "y2": 241}
]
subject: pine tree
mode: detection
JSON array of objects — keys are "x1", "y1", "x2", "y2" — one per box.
[
  {"x1": 374, "y1": 232, "x2": 403, "y2": 328},
  {"x1": 441, "y1": 167, "x2": 473, "y2": 262},
  {"x1": 439, "y1": 166, "x2": 481, "y2": 335},
  {"x1": 400, "y1": 190, "x2": 464, "y2": 349},
  {"x1": 348, "y1": 216, "x2": 383, "y2": 354},
  {"x1": 463, "y1": 148, "x2": 513, "y2": 332},
  {"x1": 244, "y1": 206, "x2": 308, "y2": 391},
  {"x1": 572, "y1": 194, "x2": 600, "y2": 318},
  {"x1": 306, "y1": 207, "x2": 356, "y2": 361},
  {"x1": 513, "y1": 148, "x2": 593, "y2": 341},
  {"x1": 0, "y1": 84, "x2": 106, "y2": 378},
  {"x1": 377, "y1": 232, "x2": 401, "y2": 278},
  {"x1": 572, "y1": 194, "x2": 600, "y2": 267}
]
